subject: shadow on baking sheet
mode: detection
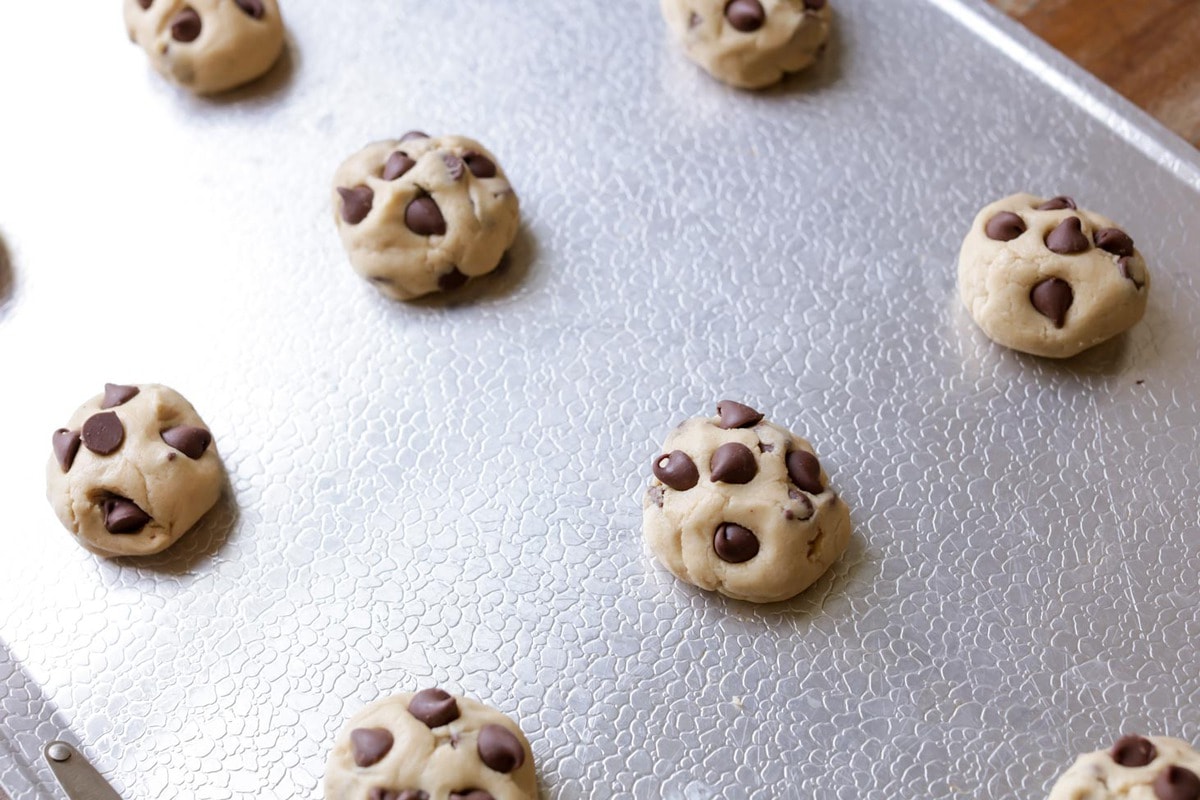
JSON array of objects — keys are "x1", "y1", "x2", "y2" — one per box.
[
  {"x1": 204, "y1": 39, "x2": 296, "y2": 106},
  {"x1": 118, "y1": 482, "x2": 240, "y2": 575},
  {"x1": 407, "y1": 224, "x2": 540, "y2": 310},
  {"x1": 761, "y1": 13, "x2": 845, "y2": 98},
  {"x1": 0, "y1": 639, "x2": 78, "y2": 799}
]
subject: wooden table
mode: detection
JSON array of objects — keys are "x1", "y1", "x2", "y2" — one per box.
[{"x1": 989, "y1": 0, "x2": 1200, "y2": 148}]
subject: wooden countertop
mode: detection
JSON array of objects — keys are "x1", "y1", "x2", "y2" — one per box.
[{"x1": 990, "y1": 0, "x2": 1200, "y2": 148}]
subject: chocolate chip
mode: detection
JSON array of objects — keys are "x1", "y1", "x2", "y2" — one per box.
[
  {"x1": 1119, "y1": 256, "x2": 1146, "y2": 289},
  {"x1": 52, "y1": 429, "x2": 82, "y2": 472},
  {"x1": 786, "y1": 450, "x2": 823, "y2": 494},
  {"x1": 161, "y1": 426, "x2": 211, "y2": 459},
  {"x1": 710, "y1": 443, "x2": 757, "y2": 484},
  {"x1": 463, "y1": 152, "x2": 497, "y2": 179},
  {"x1": 477, "y1": 724, "x2": 525, "y2": 773},
  {"x1": 1111, "y1": 735, "x2": 1157, "y2": 767},
  {"x1": 338, "y1": 186, "x2": 374, "y2": 225},
  {"x1": 407, "y1": 689, "x2": 460, "y2": 728},
  {"x1": 984, "y1": 212, "x2": 1026, "y2": 242},
  {"x1": 383, "y1": 152, "x2": 416, "y2": 181},
  {"x1": 688, "y1": 11, "x2": 702, "y2": 27},
  {"x1": 233, "y1": 0, "x2": 265, "y2": 18},
  {"x1": 716, "y1": 400, "x2": 763, "y2": 429},
  {"x1": 1045, "y1": 217, "x2": 1090, "y2": 254},
  {"x1": 1095, "y1": 228, "x2": 1135, "y2": 257},
  {"x1": 103, "y1": 497, "x2": 151, "y2": 534},
  {"x1": 350, "y1": 728, "x2": 394, "y2": 768},
  {"x1": 449, "y1": 792, "x2": 494, "y2": 800},
  {"x1": 405, "y1": 194, "x2": 446, "y2": 237},
  {"x1": 1155, "y1": 766, "x2": 1200, "y2": 800},
  {"x1": 82, "y1": 412, "x2": 124, "y2": 455},
  {"x1": 137, "y1": 0, "x2": 153, "y2": 9},
  {"x1": 713, "y1": 523, "x2": 760, "y2": 563},
  {"x1": 1037, "y1": 196, "x2": 1077, "y2": 211},
  {"x1": 369, "y1": 791, "x2": 428, "y2": 800},
  {"x1": 648, "y1": 486, "x2": 664, "y2": 508},
  {"x1": 785, "y1": 490, "x2": 815, "y2": 521},
  {"x1": 102, "y1": 383, "x2": 140, "y2": 409},
  {"x1": 399, "y1": 131, "x2": 430, "y2": 143},
  {"x1": 438, "y1": 267, "x2": 469, "y2": 292},
  {"x1": 724, "y1": 0, "x2": 765, "y2": 32},
  {"x1": 170, "y1": 8, "x2": 202, "y2": 43},
  {"x1": 443, "y1": 154, "x2": 465, "y2": 181},
  {"x1": 653, "y1": 451, "x2": 699, "y2": 491},
  {"x1": 804, "y1": 0, "x2": 827, "y2": 7},
  {"x1": 1030, "y1": 278, "x2": 1073, "y2": 328}
]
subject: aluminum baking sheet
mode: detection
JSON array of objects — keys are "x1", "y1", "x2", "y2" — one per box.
[{"x1": 2, "y1": 1, "x2": 1199, "y2": 798}]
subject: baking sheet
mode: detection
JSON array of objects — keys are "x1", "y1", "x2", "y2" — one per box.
[{"x1": 2, "y1": 0, "x2": 1199, "y2": 798}]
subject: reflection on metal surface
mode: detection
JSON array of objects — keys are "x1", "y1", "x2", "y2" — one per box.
[{"x1": 43, "y1": 744, "x2": 122, "y2": 800}]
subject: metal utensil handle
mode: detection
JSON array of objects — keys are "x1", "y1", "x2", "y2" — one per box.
[{"x1": 42, "y1": 742, "x2": 122, "y2": 800}]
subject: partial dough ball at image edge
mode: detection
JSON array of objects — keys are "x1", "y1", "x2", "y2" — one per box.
[
  {"x1": 325, "y1": 688, "x2": 537, "y2": 800},
  {"x1": 332, "y1": 132, "x2": 521, "y2": 302},
  {"x1": 46, "y1": 383, "x2": 224, "y2": 558},
  {"x1": 123, "y1": 0, "x2": 285, "y2": 95},
  {"x1": 1048, "y1": 735, "x2": 1200, "y2": 800},
  {"x1": 643, "y1": 400, "x2": 851, "y2": 603},
  {"x1": 958, "y1": 192, "x2": 1150, "y2": 358},
  {"x1": 660, "y1": 0, "x2": 832, "y2": 89}
]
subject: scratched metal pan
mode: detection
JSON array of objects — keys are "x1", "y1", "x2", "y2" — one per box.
[{"x1": 1, "y1": 0, "x2": 1199, "y2": 797}]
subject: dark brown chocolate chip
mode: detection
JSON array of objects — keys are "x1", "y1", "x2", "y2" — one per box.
[
  {"x1": 102, "y1": 383, "x2": 140, "y2": 409},
  {"x1": 161, "y1": 426, "x2": 211, "y2": 459},
  {"x1": 653, "y1": 451, "x2": 699, "y2": 491},
  {"x1": 170, "y1": 8, "x2": 202, "y2": 42},
  {"x1": 713, "y1": 523, "x2": 760, "y2": 563},
  {"x1": 804, "y1": 0, "x2": 827, "y2": 8},
  {"x1": 648, "y1": 486, "x2": 664, "y2": 508},
  {"x1": 1111, "y1": 735, "x2": 1157, "y2": 767},
  {"x1": 350, "y1": 728, "x2": 394, "y2": 768},
  {"x1": 137, "y1": 0, "x2": 153, "y2": 9},
  {"x1": 710, "y1": 443, "x2": 757, "y2": 484},
  {"x1": 786, "y1": 450, "x2": 824, "y2": 494},
  {"x1": 338, "y1": 186, "x2": 374, "y2": 225},
  {"x1": 382, "y1": 152, "x2": 416, "y2": 181},
  {"x1": 82, "y1": 412, "x2": 125, "y2": 455},
  {"x1": 234, "y1": 0, "x2": 265, "y2": 18},
  {"x1": 407, "y1": 688, "x2": 460, "y2": 728},
  {"x1": 1030, "y1": 278, "x2": 1073, "y2": 328},
  {"x1": 1095, "y1": 228, "x2": 1135, "y2": 257},
  {"x1": 1119, "y1": 256, "x2": 1146, "y2": 289},
  {"x1": 688, "y1": 11, "x2": 702, "y2": 27},
  {"x1": 438, "y1": 267, "x2": 469, "y2": 292},
  {"x1": 1155, "y1": 766, "x2": 1200, "y2": 800},
  {"x1": 369, "y1": 791, "x2": 428, "y2": 800},
  {"x1": 716, "y1": 400, "x2": 763, "y2": 429},
  {"x1": 1045, "y1": 217, "x2": 1090, "y2": 254},
  {"x1": 463, "y1": 152, "x2": 497, "y2": 179},
  {"x1": 52, "y1": 429, "x2": 82, "y2": 472},
  {"x1": 984, "y1": 212, "x2": 1026, "y2": 242},
  {"x1": 1036, "y1": 196, "x2": 1077, "y2": 211},
  {"x1": 477, "y1": 724, "x2": 525, "y2": 773},
  {"x1": 103, "y1": 497, "x2": 151, "y2": 534},
  {"x1": 724, "y1": 0, "x2": 765, "y2": 32},
  {"x1": 443, "y1": 154, "x2": 465, "y2": 181},
  {"x1": 399, "y1": 131, "x2": 430, "y2": 143},
  {"x1": 449, "y1": 792, "x2": 494, "y2": 800},
  {"x1": 405, "y1": 194, "x2": 446, "y2": 236}
]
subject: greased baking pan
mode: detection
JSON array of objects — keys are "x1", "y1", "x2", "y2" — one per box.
[{"x1": 1, "y1": 1, "x2": 1199, "y2": 797}]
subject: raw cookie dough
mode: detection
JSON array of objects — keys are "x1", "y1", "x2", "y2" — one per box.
[
  {"x1": 958, "y1": 193, "x2": 1150, "y2": 358},
  {"x1": 46, "y1": 383, "x2": 223, "y2": 558},
  {"x1": 332, "y1": 132, "x2": 520, "y2": 301},
  {"x1": 325, "y1": 688, "x2": 537, "y2": 800},
  {"x1": 642, "y1": 400, "x2": 851, "y2": 603},
  {"x1": 124, "y1": 0, "x2": 285, "y2": 95},
  {"x1": 660, "y1": 0, "x2": 831, "y2": 89},
  {"x1": 1048, "y1": 735, "x2": 1200, "y2": 800}
]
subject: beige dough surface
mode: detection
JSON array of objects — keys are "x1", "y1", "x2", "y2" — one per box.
[
  {"x1": 46, "y1": 384, "x2": 223, "y2": 558},
  {"x1": 332, "y1": 133, "x2": 521, "y2": 302},
  {"x1": 1048, "y1": 736, "x2": 1200, "y2": 800},
  {"x1": 642, "y1": 402, "x2": 851, "y2": 603},
  {"x1": 124, "y1": 0, "x2": 284, "y2": 95},
  {"x1": 325, "y1": 690, "x2": 537, "y2": 800},
  {"x1": 958, "y1": 193, "x2": 1150, "y2": 358},
  {"x1": 660, "y1": 0, "x2": 831, "y2": 89}
]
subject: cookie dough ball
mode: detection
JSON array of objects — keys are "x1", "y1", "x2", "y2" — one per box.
[
  {"x1": 325, "y1": 688, "x2": 537, "y2": 800},
  {"x1": 332, "y1": 132, "x2": 520, "y2": 301},
  {"x1": 660, "y1": 0, "x2": 831, "y2": 89},
  {"x1": 958, "y1": 193, "x2": 1150, "y2": 358},
  {"x1": 1049, "y1": 735, "x2": 1200, "y2": 800},
  {"x1": 46, "y1": 384, "x2": 224, "y2": 558},
  {"x1": 642, "y1": 401, "x2": 851, "y2": 603},
  {"x1": 124, "y1": 0, "x2": 285, "y2": 95}
]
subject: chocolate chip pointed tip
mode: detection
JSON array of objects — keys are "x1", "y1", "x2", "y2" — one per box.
[
  {"x1": 477, "y1": 724, "x2": 525, "y2": 773},
  {"x1": 407, "y1": 688, "x2": 460, "y2": 728},
  {"x1": 350, "y1": 727, "x2": 394, "y2": 768},
  {"x1": 338, "y1": 186, "x2": 374, "y2": 225},
  {"x1": 716, "y1": 400, "x2": 763, "y2": 429},
  {"x1": 1045, "y1": 217, "x2": 1090, "y2": 254},
  {"x1": 382, "y1": 152, "x2": 416, "y2": 181},
  {"x1": 653, "y1": 450, "x2": 699, "y2": 491},
  {"x1": 161, "y1": 426, "x2": 212, "y2": 460},
  {"x1": 102, "y1": 383, "x2": 140, "y2": 409},
  {"x1": 52, "y1": 429, "x2": 82, "y2": 472},
  {"x1": 714, "y1": 523, "x2": 760, "y2": 563},
  {"x1": 1030, "y1": 278, "x2": 1073, "y2": 328},
  {"x1": 710, "y1": 442, "x2": 758, "y2": 484}
]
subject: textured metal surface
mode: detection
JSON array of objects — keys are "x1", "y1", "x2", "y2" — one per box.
[{"x1": 1, "y1": 1, "x2": 1199, "y2": 798}]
